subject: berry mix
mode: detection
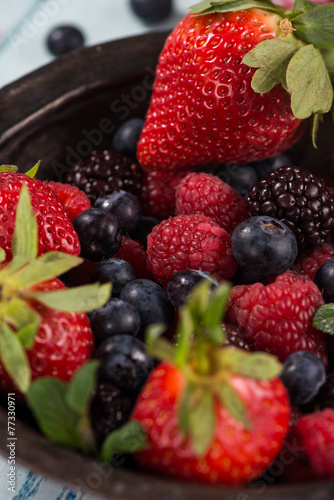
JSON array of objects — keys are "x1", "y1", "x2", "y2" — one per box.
[{"x1": 2, "y1": 0, "x2": 334, "y2": 491}]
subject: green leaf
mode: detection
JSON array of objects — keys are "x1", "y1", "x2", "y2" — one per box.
[
  {"x1": 0, "y1": 322, "x2": 31, "y2": 393},
  {"x1": 286, "y1": 44, "x2": 333, "y2": 118},
  {"x1": 100, "y1": 422, "x2": 147, "y2": 462},
  {"x1": 219, "y1": 348, "x2": 283, "y2": 379},
  {"x1": 0, "y1": 165, "x2": 18, "y2": 173},
  {"x1": 25, "y1": 161, "x2": 40, "y2": 178},
  {"x1": 177, "y1": 382, "x2": 203, "y2": 436},
  {"x1": 291, "y1": 4, "x2": 334, "y2": 48},
  {"x1": 12, "y1": 183, "x2": 38, "y2": 263},
  {"x1": 2, "y1": 298, "x2": 41, "y2": 348},
  {"x1": 189, "y1": 0, "x2": 284, "y2": 16},
  {"x1": 313, "y1": 304, "x2": 334, "y2": 333},
  {"x1": 26, "y1": 377, "x2": 80, "y2": 448},
  {"x1": 189, "y1": 389, "x2": 216, "y2": 456},
  {"x1": 147, "y1": 336, "x2": 176, "y2": 363},
  {"x1": 292, "y1": 0, "x2": 317, "y2": 11},
  {"x1": 322, "y1": 47, "x2": 334, "y2": 78},
  {"x1": 175, "y1": 306, "x2": 194, "y2": 368},
  {"x1": 25, "y1": 282, "x2": 111, "y2": 313},
  {"x1": 217, "y1": 380, "x2": 252, "y2": 429},
  {"x1": 243, "y1": 38, "x2": 300, "y2": 93},
  {"x1": 145, "y1": 323, "x2": 167, "y2": 350},
  {"x1": 12, "y1": 251, "x2": 83, "y2": 289},
  {"x1": 203, "y1": 281, "x2": 231, "y2": 332},
  {"x1": 0, "y1": 248, "x2": 6, "y2": 263},
  {"x1": 66, "y1": 360, "x2": 99, "y2": 417}
]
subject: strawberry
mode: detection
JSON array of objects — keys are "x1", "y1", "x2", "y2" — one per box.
[
  {"x1": 129, "y1": 280, "x2": 290, "y2": 485},
  {"x1": 137, "y1": 1, "x2": 334, "y2": 170},
  {"x1": 0, "y1": 165, "x2": 80, "y2": 260},
  {"x1": 0, "y1": 183, "x2": 111, "y2": 396}
]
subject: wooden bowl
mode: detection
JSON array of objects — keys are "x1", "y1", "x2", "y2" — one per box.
[{"x1": 0, "y1": 31, "x2": 334, "y2": 500}]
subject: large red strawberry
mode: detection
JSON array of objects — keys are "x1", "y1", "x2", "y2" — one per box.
[
  {"x1": 0, "y1": 166, "x2": 80, "y2": 260},
  {"x1": 137, "y1": 1, "x2": 333, "y2": 170},
  {"x1": 0, "y1": 184, "x2": 110, "y2": 395},
  {"x1": 130, "y1": 280, "x2": 290, "y2": 485}
]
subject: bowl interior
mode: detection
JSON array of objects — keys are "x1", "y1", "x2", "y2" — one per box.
[{"x1": 0, "y1": 31, "x2": 334, "y2": 500}]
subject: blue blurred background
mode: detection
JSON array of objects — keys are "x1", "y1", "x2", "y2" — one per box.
[{"x1": 0, "y1": 0, "x2": 194, "y2": 88}]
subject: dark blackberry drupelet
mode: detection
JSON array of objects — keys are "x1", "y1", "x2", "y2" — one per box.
[
  {"x1": 224, "y1": 324, "x2": 251, "y2": 351},
  {"x1": 64, "y1": 149, "x2": 144, "y2": 204},
  {"x1": 247, "y1": 166, "x2": 334, "y2": 250},
  {"x1": 89, "y1": 382, "x2": 135, "y2": 448}
]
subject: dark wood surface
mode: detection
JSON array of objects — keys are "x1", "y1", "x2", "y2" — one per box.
[{"x1": 0, "y1": 30, "x2": 334, "y2": 499}]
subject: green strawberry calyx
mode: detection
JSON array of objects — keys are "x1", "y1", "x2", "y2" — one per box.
[
  {"x1": 146, "y1": 278, "x2": 283, "y2": 457},
  {"x1": 0, "y1": 183, "x2": 111, "y2": 394},
  {"x1": 189, "y1": 0, "x2": 334, "y2": 142}
]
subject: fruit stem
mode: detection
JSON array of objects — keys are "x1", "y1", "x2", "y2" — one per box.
[{"x1": 280, "y1": 19, "x2": 296, "y2": 37}]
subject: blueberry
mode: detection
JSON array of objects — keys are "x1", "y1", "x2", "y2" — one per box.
[
  {"x1": 314, "y1": 259, "x2": 334, "y2": 303},
  {"x1": 231, "y1": 216, "x2": 298, "y2": 280},
  {"x1": 90, "y1": 258, "x2": 136, "y2": 296},
  {"x1": 94, "y1": 190, "x2": 141, "y2": 234},
  {"x1": 96, "y1": 334, "x2": 154, "y2": 395},
  {"x1": 223, "y1": 164, "x2": 258, "y2": 198},
  {"x1": 90, "y1": 299, "x2": 141, "y2": 345},
  {"x1": 73, "y1": 208, "x2": 122, "y2": 261},
  {"x1": 112, "y1": 118, "x2": 145, "y2": 158},
  {"x1": 46, "y1": 26, "x2": 85, "y2": 56},
  {"x1": 130, "y1": 0, "x2": 173, "y2": 23},
  {"x1": 120, "y1": 279, "x2": 175, "y2": 335},
  {"x1": 253, "y1": 154, "x2": 291, "y2": 181},
  {"x1": 167, "y1": 270, "x2": 217, "y2": 309},
  {"x1": 129, "y1": 215, "x2": 160, "y2": 249},
  {"x1": 280, "y1": 351, "x2": 326, "y2": 405}
]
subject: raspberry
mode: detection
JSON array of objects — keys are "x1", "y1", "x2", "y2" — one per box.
[
  {"x1": 294, "y1": 243, "x2": 334, "y2": 280},
  {"x1": 227, "y1": 272, "x2": 328, "y2": 365},
  {"x1": 146, "y1": 213, "x2": 237, "y2": 286},
  {"x1": 64, "y1": 149, "x2": 144, "y2": 204},
  {"x1": 175, "y1": 172, "x2": 247, "y2": 234},
  {"x1": 44, "y1": 181, "x2": 91, "y2": 222},
  {"x1": 113, "y1": 236, "x2": 153, "y2": 280},
  {"x1": 296, "y1": 409, "x2": 334, "y2": 479},
  {"x1": 247, "y1": 166, "x2": 334, "y2": 250},
  {"x1": 139, "y1": 167, "x2": 192, "y2": 220}
]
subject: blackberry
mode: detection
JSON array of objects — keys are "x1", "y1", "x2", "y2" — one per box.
[
  {"x1": 89, "y1": 382, "x2": 135, "y2": 448},
  {"x1": 247, "y1": 166, "x2": 334, "y2": 250},
  {"x1": 64, "y1": 149, "x2": 144, "y2": 204},
  {"x1": 224, "y1": 324, "x2": 251, "y2": 351}
]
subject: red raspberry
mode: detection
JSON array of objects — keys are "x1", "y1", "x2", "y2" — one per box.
[
  {"x1": 227, "y1": 272, "x2": 327, "y2": 365},
  {"x1": 296, "y1": 409, "x2": 334, "y2": 479},
  {"x1": 175, "y1": 172, "x2": 247, "y2": 233},
  {"x1": 44, "y1": 181, "x2": 91, "y2": 222},
  {"x1": 146, "y1": 213, "x2": 237, "y2": 286},
  {"x1": 114, "y1": 236, "x2": 153, "y2": 280},
  {"x1": 295, "y1": 243, "x2": 334, "y2": 281},
  {"x1": 139, "y1": 167, "x2": 192, "y2": 220}
]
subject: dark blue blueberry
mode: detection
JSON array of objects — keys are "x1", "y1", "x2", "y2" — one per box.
[
  {"x1": 112, "y1": 118, "x2": 145, "y2": 158},
  {"x1": 120, "y1": 278, "x2": 175, "y2": 336},
  {"x1": 94, "y1": 190, "x2": 141, "y2": 233},
  {"x1": 90, "y1": 299, "x2": 141, "y2": 345},
  {"x1": 96, "y1": 334, "x2": 155, "y2": 394},
  {"x1": 253, "y1": 153, "x2": 291, "y2": 181},
  {"x1": 231, "y1": 216, "x2": 298, "y2": 280},
  {"x1": 280, "y1": 351, "x2": 326, "y2": 405},
  {"x1": 73, "y1": 208, "x2": 122, "y2": 261},
  {"x1": 46, "y1": 25, "x2": 85, "y2": 56},
  {"x1": 129, "y1": 215, "x2": 160, "y2": 249},
  {"x1": 90, "y1": 258, "x2": 136, "y2": 296},
  {"x1": 167, "y1": 270, "x2": 217, "y2": 309},
  {"x1": 314, "y1": 259, "x2": 334, "y2": 303},
  {"x1": 222, "y1": 164, "x2": 258, "y2": 198},
  {"x1": 130, "y1": 0, "x2": 173, "y2": 23}
]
